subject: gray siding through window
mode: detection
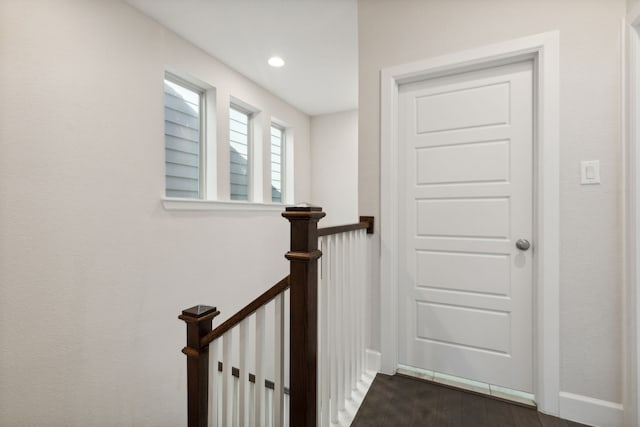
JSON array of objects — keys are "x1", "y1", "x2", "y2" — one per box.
[
  {"x1": 271, "y1": 125, "x2": 283, "y2": 202},
  {"x1": 230, "y1": 107, "x2": 249, "y2": 200},
  {"x1": 164, "y1": 79, "x2": 201, "y2": 199}
]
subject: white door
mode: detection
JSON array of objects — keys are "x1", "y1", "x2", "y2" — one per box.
[{"x1": 397, "y1": 60, "x2": 534, "y2": 393}]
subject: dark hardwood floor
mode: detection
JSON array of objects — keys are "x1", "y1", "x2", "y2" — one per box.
[{"x1": 351, "y1": 374, "x2": 591, "y2": 427}]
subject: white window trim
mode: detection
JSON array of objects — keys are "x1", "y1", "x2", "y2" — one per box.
[
  {"x1": 204, "y1": 88, "x2": 217, "y2": 200},
  {"x1": 162, "y1": 197, "x2": 288, "y2": 212},
  {"x1": 272, "y1": 117, "x2": 294, "y2": 205},
  {"x1": 283, "y1": 127, "x2": 295, "y2": 204}
]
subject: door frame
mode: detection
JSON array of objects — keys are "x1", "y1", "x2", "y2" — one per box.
[
  {"x1": 380, "y1": 32, "x2": 560, "y2": 415},
  {"x1": 624, "y1": 5, "x2": 640, "y2": 427}
]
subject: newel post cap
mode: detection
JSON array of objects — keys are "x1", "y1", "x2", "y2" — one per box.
[
  {"x1": 179, "y1": 305, "x2": 220, "y2": 323},
  {"x1": 286, "y1": 202, "x2": 322, "y2": 211},
  {"x1": 282, "y1": 203, "x2": 325, "y2": 220}
]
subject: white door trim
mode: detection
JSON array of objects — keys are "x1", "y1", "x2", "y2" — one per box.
[
  {"x1": 380, "y1": 32, "x2": 560, "y2": 415},
  {"x1": 624, "y1": 6, "x2": 640, "y2": 427}
]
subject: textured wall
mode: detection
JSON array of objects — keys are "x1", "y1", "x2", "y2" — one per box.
[
  {"x1": 310, "y1": 110, "x2": 359, "y2": 227},
  {"x1": 0, "y1": 0, "x2": 310, "y2": 425},
  {"x1": 359, "y1": 0, "x2": 624, "y2": 404}
]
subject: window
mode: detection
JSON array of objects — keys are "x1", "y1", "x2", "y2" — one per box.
[
  {"x1": 161, "y1": 69, "x2": 295, "y2": 210},
  {"x1": 164, "y1": 77, "x2": 203, "y2": 199},
  {"x1": 229, "y1": 106, "x2": 250, "y2": 201},
  {"x1": 271, "y1": 124, "x2": 284, "y2": 203}
]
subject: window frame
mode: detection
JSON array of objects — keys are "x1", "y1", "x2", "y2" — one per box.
[{"x1": 163, "y1": 73, "x2": 207, "y2": 199}]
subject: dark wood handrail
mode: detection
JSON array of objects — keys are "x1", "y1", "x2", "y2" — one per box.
[
  {"x1": 318, "y1": 222, "x2": 367, "y2": 236},
  {"x1": 317, "y1": 215, "x2": 374, "y2": 237},
  {"x1": 199, "y1": 275, "x2": 290, "y2": 347}
]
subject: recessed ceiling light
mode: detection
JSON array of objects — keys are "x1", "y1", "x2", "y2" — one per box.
[{"x1": 268, "y1": 56, "x2": 285, "y2": 68}]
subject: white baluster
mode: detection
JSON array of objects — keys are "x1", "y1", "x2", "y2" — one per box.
[
  {"x1": 349, "y1": 231, "x2": 356, "y2": 393},
  {"x1": 316, "y1": 236, "x2": 322, "y2": 427},
  {"x1": 255, "y1": 306, "x2": 266, "y2": 426},
  {"x1": 233, "y1": 372, "x2": 239, "y2": 426},
  {"x1": 343, "y1": 232, "x2": 351, "y2": 405},
  {"x1": 239, "y1": 319, "x2": 249, "y2": 426},
  {"x1": 347, "y1": 232, "x2": 353, "y2": 396},
  {"x1": 361, "y1": 229, "x2": 367, "y2": 376},
  {"x1": 345, "y1": 231, "x2": 352, "y2": 394},
  {"x1": 323, "y1": 237, "x2": 331, "y2": 427},
  {"x1": 317, "y1": 236, "x2": 328, "y2": 426},
  {"x1": 351, "y1": 231, "x2": 358, "y2": 391},
  {"x1": 284, "y1": 392, "x2": 290, "y2": 427},
  {"x1": 249, "y1": 381, "x2": 255, "y2": 427},
  {"x1": 209, "y1": 339, "x2": 220, "y2": 427},
  {"x1": 352, "y1": 231, "x2": 360, "y2": 384},
  {"x1": 345, "y1": 231, "x2": 357, "y2": 392},
  {"x1": 357, "y1": 229, "x2": 364, "y2": 380},
  {"x1": 343, "y1": 231, "x2": 351, "y2": 399},
  {"x1": 338, "y1": 232, "x2": 347, "y2": 412},
  {"x1": 329, "y1": 234, "x2": 339, "y2": 423},
  {"x1": 266, "y1": 389, "x2": 273, "y2": 427},
  {"x1": 222, "y1": 332, "x2": 233, "y2": 426},
  {"x1": 274, "y1": 292, "x2": 285, "y2": 427}
]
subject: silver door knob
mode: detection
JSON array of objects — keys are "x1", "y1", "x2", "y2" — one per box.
[{"x1": 516, "y1": 239, "x2": 530, "y2": 251}]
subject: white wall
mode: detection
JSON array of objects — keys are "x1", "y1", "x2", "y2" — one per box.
[
  {"x1": 359, "y1": 0, "x2": 624, "y2": 406},
  {"x1": 310, "y1": 110, "x2": 359, "y2": 227},
  {"x1": 0, "y1": 1, "x2": 310, "y2": 425}
]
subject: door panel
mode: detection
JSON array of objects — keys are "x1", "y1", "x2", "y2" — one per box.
[
  {"x1": 416, "y1": 198, "x2": 510, "y2": 238},
  {"x1": 415, "y1": 301, "x2": 510, "y2": 353},
  {"x1": 398, "y1": 60, "x2": 533, "y2": 392},
  {"x1": 415, "y1": 251, "x2": 510, "y2": 295},
  {"x1": 415, "y1": 82, "x2": 510, "y2": 133},
  {"x1": 416, "y1": 140, "x2": 510, "y2": 185}
]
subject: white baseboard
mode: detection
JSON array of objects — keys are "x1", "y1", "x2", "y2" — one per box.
[
  {"x1": 558, "y1": 391, "x2": 624, "y2": 427},
  {"x1": 365, "y1": 349, "x2": 381, "y2": 373}
]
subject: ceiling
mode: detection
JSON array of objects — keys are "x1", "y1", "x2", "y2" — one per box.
[{"x1": 124, "y1": 0, "x2": 358, "y2": 116}]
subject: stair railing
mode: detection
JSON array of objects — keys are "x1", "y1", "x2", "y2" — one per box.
[
  {"x1": 317, "y1": 216, "x2": 373, "y2": 425},
  {"x1": 179, "y1": 206, "x2": 373, "y2": 427}
]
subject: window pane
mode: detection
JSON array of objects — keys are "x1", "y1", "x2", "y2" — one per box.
[
  {"x1": 164, "y1": 79, "x2": 201, "y2": 199},
  {"x1": 271, "y1": 125, "x2": 283, "y2": 203},
  {"x1": 230, "y1": 106, "x2": 249, "y2": 201}
]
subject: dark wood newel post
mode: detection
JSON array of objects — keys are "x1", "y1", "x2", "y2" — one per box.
[
  {"x1": 179, "y1": 305, "x2": 220, "y2": 427},
  {"x1": 282, "y1": 206, "x2": 325, "y2": 427}
]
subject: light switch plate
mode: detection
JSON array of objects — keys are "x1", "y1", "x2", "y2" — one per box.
[{"x1": 581, "y1": 160, "x2": 600, "y2": 185}]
